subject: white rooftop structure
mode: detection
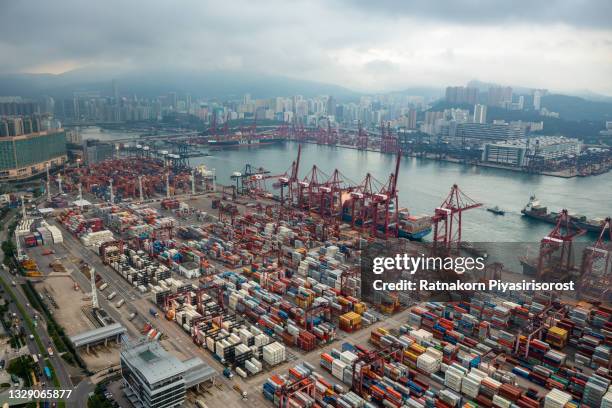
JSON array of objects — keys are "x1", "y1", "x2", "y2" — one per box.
[
  {"x1": 72, "y1": 198, "x2": 92, "y2": 207},
  {"x1": 69, "y1": 323, "x2": 126, "y2": 349}
]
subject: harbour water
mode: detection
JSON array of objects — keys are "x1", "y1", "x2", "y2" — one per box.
[{"x1": 82, "y1": 127, "x2": 612, "y2": 244}]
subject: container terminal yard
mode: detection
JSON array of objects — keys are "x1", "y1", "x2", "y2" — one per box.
[
  {"x1": 6, "y1": 146, "x2": 612, "y2": 408},
  {"x1": 103, "y1": 118, "x2": 612, "y2": 178}
]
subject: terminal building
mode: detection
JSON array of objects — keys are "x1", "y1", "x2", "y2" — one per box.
[
  {"x1": 481, "y1": 136, "x2": 582, "y2": 167},
  {"x1": 455, "y1": 121, "x2": 526, "y2": 142},
  {"x1": 120, "y1": 337, "x2": 215, "y2": 408},
  {"x1": 0, "y1": 115, "x2": 67, "y2": 181},
  {"x1": 84, "y1": 139, "x2": 115, "y2": 164}
]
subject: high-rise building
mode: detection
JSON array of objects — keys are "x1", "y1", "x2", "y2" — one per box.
[
  {"x1": 7, "y1": 117, "x2": 24, "y2": 136},
  {"x1": 406, "y1": 108, "x2": 417, "y2": 129},
  {"x1": 112, "y1": 79, "x2": 119, "y2": 105},
  {"x1": 445, "y1": 86, "x2": 479, "y2": 105},
  {"x1": 533, "y1": 90, "x2": 542, "y2": 110},
  {"x1": 487, "y1": 86, "x2": 513, "y2": 107},
  {"x1": 0, "y1": 115, "x2": 67, "y2": 181},
  {"x1": 0, "y1": 97, "x2": 40, "y2": 116},
  {"x1": 167, "y1": 92, "x2": 177, "y2": 109},
  {"x1": 327, "y1": 95, "x2": 335, "y2": 116},
  {"x1": 473, "y1": 104, "x2": 487, "y2": 124}
]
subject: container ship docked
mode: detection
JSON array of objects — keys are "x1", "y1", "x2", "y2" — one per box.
[
  {"x1": 341, "y1": 204, "x2": 432, "y2": 240},
  {"x1": 521, "y1": 195, "x2": 606, "y2": 232}
]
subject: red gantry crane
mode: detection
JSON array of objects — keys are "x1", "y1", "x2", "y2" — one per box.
[
  {"x1": 432, "y1": 184, "x2": 482, "y2": 254},
  {"x1": 536, "y1": 209, "x2": 586, "y2": 280},
  {"x1": 578, "y1": 217, "x2": 611, "y2": 301}
]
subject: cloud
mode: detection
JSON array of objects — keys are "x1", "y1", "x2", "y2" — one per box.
[
  {"x1": 342, "y1": 0, "x2": 612, "y2": 29},
  {"x1": 0, "y1": 0, "x2": 610, "y2": 95}
]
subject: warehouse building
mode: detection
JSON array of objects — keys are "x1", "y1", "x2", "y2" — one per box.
[
  {"x1": 456, "y1": 121, "x2": 526, "y2": 142},
  {"x1": 482, "y1": 136, "x2": 582, "y2": 167}
]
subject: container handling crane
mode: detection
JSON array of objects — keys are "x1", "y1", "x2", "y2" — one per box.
[
  {"x1": 578, "y1": 217, "x2": 611, "y2": 302},
  {"x1": 432, "y1": 184, "x2": 482, "y2": 255},
  {"x1": 278, "y1": 144, "x2": 302, "y2": 213},
  {"x1": 536, "y1": 209, "x2": 586, "y2": 280},
  {"x1": 371, "y1": 149, "x2": 401, "y2": 239}
]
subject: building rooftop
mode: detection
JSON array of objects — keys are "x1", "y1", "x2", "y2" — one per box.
[
  {"x1": 69, "y1": 322, "x2": 126, "y2": 348},
  {"x1": 121, "y1": 338, "x2": 186, "y2": 385},
  {"x1": 488, "y1": 136, "x2": 580, "y2": 148},
  {"x1": 182, "y1": 357, "x2": 217, "y2": 388},
  {"x1": 121, "y1": 338, "x2": 216, "y2": 387}
]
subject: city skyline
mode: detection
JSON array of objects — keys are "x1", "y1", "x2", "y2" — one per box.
[{"x1": 0, "y1": 0, "x2": 611, "y2": 96}]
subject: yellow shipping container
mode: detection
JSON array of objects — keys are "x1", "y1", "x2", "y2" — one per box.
[
  {"x1": 375, "y1": 328, "x2": 389, "y2": 336},
  {"x1": 409, "y1": 343, "x2": 426, "y2": 354},
  {"x1": 549, "y1": 326, "x2": 568, "y2": 339},
  {"x1": 337, "y1": 296, "x2": 351, "y2": 306},
  {"x1": 340, "y1": 312, "x2": 361, "y2": 325},
  {"x1": 405, "y1": 351, "x2": 419, "y2": 362},
  {"x1": 354, "y1": 302, "x2": 367, "y2": 315}
]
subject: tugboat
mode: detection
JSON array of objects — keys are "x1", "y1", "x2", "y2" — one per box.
[{"x1": 486, "y1": 206, "x2": 505, "y2": 215}]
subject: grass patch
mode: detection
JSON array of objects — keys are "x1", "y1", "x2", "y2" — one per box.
[
  {"x1": 87, "y1": 384, "x2": 114, "y2": 408},
  {"x1": 7, "y1": 355, "x2": 34, "y2": 387}
]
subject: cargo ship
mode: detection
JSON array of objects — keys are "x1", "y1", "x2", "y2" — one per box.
[
  {"x1": 341, "y1": 205, "x2": 432, "y2": 240},
  {"x1": 521, "y1": 195, "x2": 606, "y2": 232},
  {"x1": 208, "y1": 137, "x2": 284, "y2": 148}
]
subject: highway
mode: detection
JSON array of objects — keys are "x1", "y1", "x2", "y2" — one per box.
[{"x1": 0, "y1": 207, "x2": 93, "y2": 407}]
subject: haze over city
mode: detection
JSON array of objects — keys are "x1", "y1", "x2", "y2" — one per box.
[
  {"x1": 1, "y1": 0, "x2": 612, "y2": 95},
  {"x1": 1, "y1": 2, "x2": 612, "y2": 408}
]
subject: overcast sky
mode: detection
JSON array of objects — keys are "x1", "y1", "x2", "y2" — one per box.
[{"x1": 1, "y1": 0, "x2": 611, "y2": 95}]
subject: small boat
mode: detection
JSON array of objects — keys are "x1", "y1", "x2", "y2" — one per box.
[{"x1": 487, "y1": 206, "x2": 505, "y2": 215}]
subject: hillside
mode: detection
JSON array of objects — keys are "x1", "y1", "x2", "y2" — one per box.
[{"x1": 0, "y1": 68, "x2": 359, "y2": 101}]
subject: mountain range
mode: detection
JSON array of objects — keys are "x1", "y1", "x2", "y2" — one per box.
[{"x1": 0, "y1": 68, "x2": 359, "y2": 101}]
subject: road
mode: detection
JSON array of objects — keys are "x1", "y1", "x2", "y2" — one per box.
[{"x1": 0, "y1": 206, "x2": 93, "y2": 407}]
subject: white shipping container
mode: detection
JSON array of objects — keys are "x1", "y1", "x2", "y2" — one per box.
[{"x1": 262, "y1": 342, "x2": 286, "y2": 366}]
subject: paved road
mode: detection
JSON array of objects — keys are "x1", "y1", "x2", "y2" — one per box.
[{"x1": 0, "y1": 207, "x2": 94, "y2": 407}]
